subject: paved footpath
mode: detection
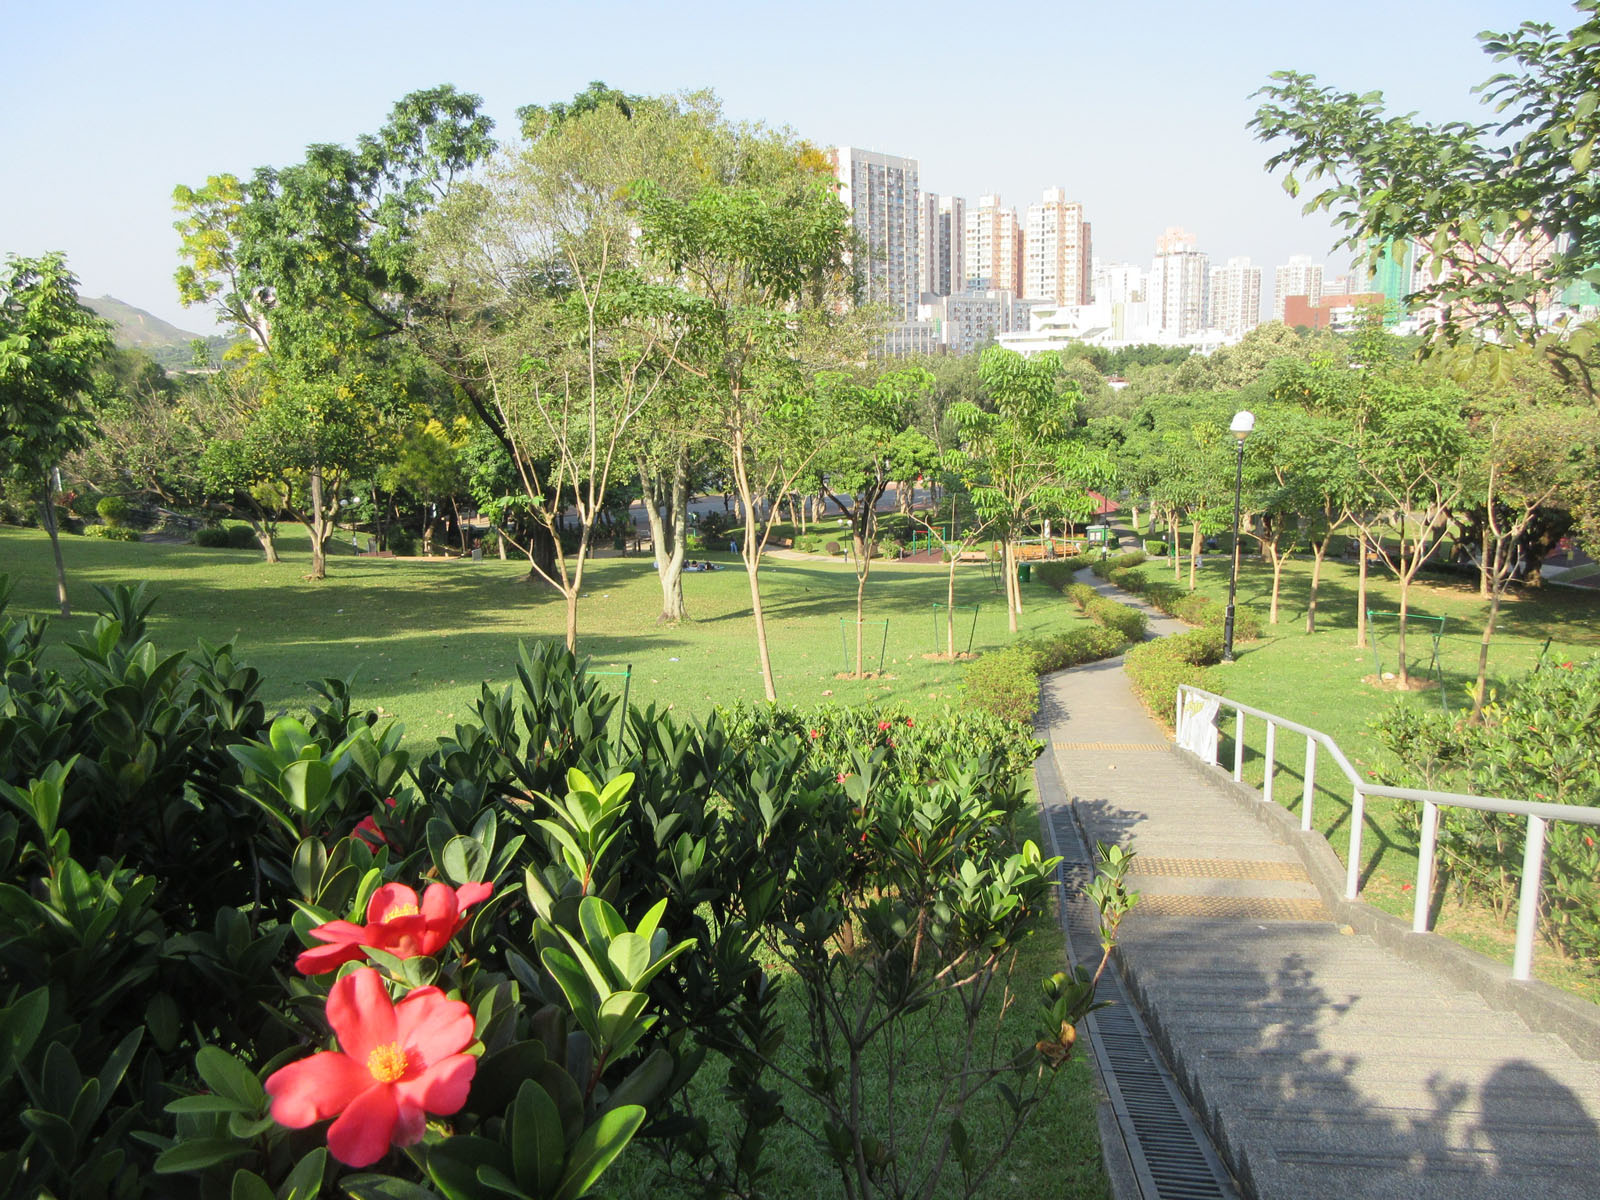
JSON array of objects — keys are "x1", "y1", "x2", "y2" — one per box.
[{"x1": 1038, "y1": 567, "x2": 1600, "y2": 1200}]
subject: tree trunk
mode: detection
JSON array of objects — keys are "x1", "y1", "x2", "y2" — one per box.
[
  {"x1": 1170, "y1": 514, "x2": 1182, "y2": 581},
  {"x1": 38, "y1": 477, "x2": 70, "y2": 617},
  {"x1": 1267, "y1": 535, "x2": 1284, "y2": 624},
  {"x1": 640, "y1": 451, "x2": 690, "y2": 623},
  {"x1": 1472, "y1": 576, "x2": 1504, "y2": 721},
  {"x1": 1003, "y1": 540, "x2": 1019, "y2": 632},
  {"x1": 1188, "y1": 519, "x2": 1201, "y2": 591},
  {"x1": 947, "y1": 560, "x2": 958, "y2": 657},
  {"x1": 1479, "y1": 526, "x2": 1492, "y2": 599},
  {"x1": 248, "y1": 515, "x2": 280, "y2": 564},
  {"x1": 1356, "y1": 531, "x2": 1369, "y2": 649},
  {"x1": 307, "y1": 467, "x2": 328, "y2": 580},
  {"x1": 1395, "y1": 569, "x2": 1412, "y2": 687},
  {"x1": 451, "y1": 496, "x2": 468, "y2": 553},
  {"x1": 1306, "y1": 539, "x2": 1328, "y2": 634}
]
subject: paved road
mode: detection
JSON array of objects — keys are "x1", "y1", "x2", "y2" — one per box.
[{"x1": 1037, "y1": 567, "x2": 1600, "y2": 1199}]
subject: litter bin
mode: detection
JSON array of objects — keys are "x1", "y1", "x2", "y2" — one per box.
[{"x1": 1017, "y1": 562, "x2": 1031, "y2": 583}]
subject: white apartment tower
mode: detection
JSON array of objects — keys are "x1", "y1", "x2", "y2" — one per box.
[
  {"x1": 963, "y1": 195, "x2": 1024, "y2": 295},
  {"x1": 1149, "y1": 227, "x2": 1209, "y2": 339},
  {"x1": 1024, "y1": 188, "x2": 1092, "y2": 306},
  {"x1": 832, "y1": 146, "x2": 921, "y2": 321},
  {"x1": 1209, "y1": 257, "x2": 1263, "y2": 336},
  {"x1": 1273, "y1": 255, "x2": 1324, "y2": 321},
  {"x1": 919, "y1": 193, "x2": 966, "y2": 297}
]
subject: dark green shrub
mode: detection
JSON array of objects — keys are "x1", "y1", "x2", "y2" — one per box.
[
  {"x1": 1124, "y1": 628, "x2": 1222, "y2": 720},
  {"x1": 227, "y1": 524, "x2": 259, "y2": 549},
  {"x1": 84, "y1": 523, "x2": 140, "y2": 541},
  {"x1": 1143, "y1": 539, "x2": 1167, "y2": 556},
  {"x1": 1019, "y1": 625, "x2": 1129, "y2": 674},
  {"x1": 878, "y1": 538, "x2": 904, "y2": 559},
  {"x1": 386, "y1": 528, "x2": 418, "y2": 555},
  {"x1": 962, "y1": 646, "x2": 1043, "y2": 723},
  {"x1": 824, "y1": 540, "x2": 841, "y2": 555},
  {"x1": 1033, "y1": 561, "x2": 1074, "y2": 591},
  {"x1": 96, "y1": 495, "x2": 133, "y2": 527},
  {"x1": 193, "y1": 526, "x2": 233, "y2": 548}
]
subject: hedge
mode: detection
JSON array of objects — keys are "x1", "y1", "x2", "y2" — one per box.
[
  {"x1": 963, "y1": 625, "x2": 1133, "y2": 724},
  {"x1": 1124, "y1": 627, "x2": 1223, "y2": 724},
  {"x1": 1092, "y1": 555, "x2": 1262, "y2": 641}
]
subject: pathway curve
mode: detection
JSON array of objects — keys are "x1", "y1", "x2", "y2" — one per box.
[{"x1": 1037, "y1": 566, "x2": 1600, "y2": 1200}]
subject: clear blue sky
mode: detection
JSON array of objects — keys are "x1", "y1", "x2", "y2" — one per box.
[{"x1": 2, "y1": 0, "x2": 1580, "y2": 333}]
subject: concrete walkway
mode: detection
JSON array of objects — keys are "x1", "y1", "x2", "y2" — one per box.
[{"x1": 1038, "y1": 567, "x2": 1600, "y2": 1199}]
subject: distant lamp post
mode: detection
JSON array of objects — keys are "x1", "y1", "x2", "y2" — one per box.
[{"x1": 1222, "y1": 410, "x2": 1255, "y2": 663}]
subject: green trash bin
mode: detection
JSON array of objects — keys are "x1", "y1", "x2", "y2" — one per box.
[{"x1": 1017, "y1": 562, "x2": 1031, "y2": 583}]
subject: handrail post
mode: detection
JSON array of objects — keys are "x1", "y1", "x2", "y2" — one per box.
[
  {"x1": 1513, "y1": 815, "x2": 1548, "y2": 981},
  {"x1": 1263, "y1": 720, "x2": 1277, "y2": 806},
  {"x1": 1346, "y1": 788, "x2": 1365, "y2": 900},
  {"x1": 1302, "y1": 738, "x2": 1317, "y2": 831},
  {"x1": 1233, "y1": 708, "x2": 1245, "y2": 782},
  {"x1": 1413, "y1": 801, "x2": 1439, "y2": 933},
  {"x1": 1175, "y1": 687, "x2": 1186, "y2": 743}
]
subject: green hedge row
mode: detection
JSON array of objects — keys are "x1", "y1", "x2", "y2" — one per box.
[
  {"x1": 1033, "y1": 560, "x2": 1149, "y2": 643},
  {"x1": 1124, "y1": 627, "x2": 1223, "y2": 724},
  {"x1": 963, "y1": 625, "x2": 1132, "y2": 725},
  {"x1": 1091, "y1": 554, "x2": 1262, "y2": 641}
]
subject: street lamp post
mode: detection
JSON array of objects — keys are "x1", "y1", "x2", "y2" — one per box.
[{"x1": 1222, "y1": 410, "x2": 1254, "y2": 663}]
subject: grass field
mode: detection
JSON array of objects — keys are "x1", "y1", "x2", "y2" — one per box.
[
  {"x1": 1124, "y1": 548, "x2": 1600, "y2": 993},
  {"x1": 1, "y1": 525, "x2": 1094, "y2": 748}
]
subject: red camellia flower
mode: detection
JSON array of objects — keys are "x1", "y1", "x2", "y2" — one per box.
[
  {"x1": 877, "y1": 721, "x2": 891, "y2": 732},
  {"x1": 808, "y1": 729, "x2": 822, "y2": 740},
  {"x1": 904, "y1": 717, "x2": 914, "y2": 727},
  {"x1": 352, "y1": 796, "x2": 400, "y2": 850},
  {"x1": 266, "y1": 968, "x2": 477, "y2": 1167},
  {"x1": 837, "y1": 772, "x2": 848, "y2": 784},
  {"x1": 296, "y1": 881, "x2": 494, "y2": 975}
]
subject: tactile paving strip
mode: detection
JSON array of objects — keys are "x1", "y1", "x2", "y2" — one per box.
[
  {"x1": 1053, "y1": 741, "x2": 1172, "y2": 751},
  {"x1": 1129, "y1": 895, "x2": 1331, "y2": 921},
  {"x1": 1133, "y1": 857, "x2": 1310, "y2": 882}
]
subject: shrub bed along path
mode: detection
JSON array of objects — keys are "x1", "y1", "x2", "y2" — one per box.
[{"x1": 1036, "y1": 569, "x2": 1600, "y2": 1199}]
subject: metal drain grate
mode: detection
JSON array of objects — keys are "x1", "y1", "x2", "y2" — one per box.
[
  {"x1": 1090, "y1": 998, "x2": 1235, "y2": 1199},
  {"x1": 1036, "y1": 749, "x2": 1241, "y2": 1200}
]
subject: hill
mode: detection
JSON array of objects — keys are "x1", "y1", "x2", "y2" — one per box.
[{"x1": 83, "y1": 295, "x2": 236, "y2": 369}]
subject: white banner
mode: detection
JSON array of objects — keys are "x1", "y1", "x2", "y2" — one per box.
[{"x1": 1178, "y1": 693, "x2": 1221, "y2": 764}]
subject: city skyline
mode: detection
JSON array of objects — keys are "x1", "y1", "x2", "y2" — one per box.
[{"x1": 4, "y1": 0, "x2": 1580, "y2": 336}]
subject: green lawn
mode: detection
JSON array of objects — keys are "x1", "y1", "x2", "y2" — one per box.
[
  {"x1": 1, "y1": 525, "x2": 1088, "y2": 748},
  {"x1": 1124, "y1": 549, "x2": 1600, "y2": 994}
]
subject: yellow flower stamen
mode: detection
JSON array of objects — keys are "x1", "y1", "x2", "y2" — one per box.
[
  {"x1": 383, "y1": 903, "x2": 420, "y2": 921},
  {"x1": 367, "y1": 1042, "x2": 409, "y2": 1083}
]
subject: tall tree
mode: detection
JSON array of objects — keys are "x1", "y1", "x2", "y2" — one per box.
[
  {"x1": 947, "y1": 349, "x2": 1114, "y2": 633},
  {"x1": 634, "y1": 157, "x2": 864, "y2": 700},
  {"x1": 0, "y1": 253, "x2": 113, "y2": 615},
  {"x1": 1251, "y1": 2, "x2": 1600, "y2": 399}
]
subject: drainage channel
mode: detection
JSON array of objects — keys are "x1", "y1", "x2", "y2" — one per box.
[{"x1": 1038, "y1": 751, "x2": 1242, "y2": 1200}]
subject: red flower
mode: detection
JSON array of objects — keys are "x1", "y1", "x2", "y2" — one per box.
[
  {"x1": 1586, "y1": 836, "x2": 1595, "y2": 848},
  {"x1": 837, "y1": 772, "x2": 848, "y2": 784},
  {"x1": 877, "y1": 720, "x2": 891, "y2": 732},
  {"x1": 1562, "y1": 661, "x2": 1574, "y2": 669},
  {"x1": 808, "y1": 729, "x2": 822, "y2": 740},
  {"x1": 296, "y1": 882, "x2": 494, "y2": 975},
  {"x1": 1401, "y1": 883, "x2": 1413, "y2": 891},
  {"x1": 887, "y1": 739, "x2": 896, "y2": 748},
  {"x1": 352, "y1": 797, "x2": 400, "y2": 850},
  {"x1": 904, "y1": 717, "x2": 914, "y2": 727},
  {"x1": 266, "y1": 968, "x2": 477, "y2": 1167}
]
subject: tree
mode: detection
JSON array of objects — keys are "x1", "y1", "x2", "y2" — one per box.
[
  {"x1": 0, "y1": 253, "x2": 113, "y2": 615},
  {"x1": 634, "y1": 157, "x2": 864, "y2": 700},
  {"x1": 1463, "y1": 402, "x2": 1600, "y2": 718},
  {"x1": 816, "y1": 368, "x2": 938, "y2": 677},
  {"x1": 176, "y1": 86, "x2": 497, "y2": 579},
  {"x1": 947, "y1": 349, "x2": 1114, "y2": 634},
  {"x1": 1251, "y1": 2, "x2": 1600, "y2": 399}
]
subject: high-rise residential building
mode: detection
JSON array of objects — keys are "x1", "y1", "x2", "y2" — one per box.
[
  {"x1": 1209, "y1": 256, "x2": 1262, "y2": 337},
  {"x1": 963, "y1": 195, "x2": 1024, "y2": 295},
  {"x1": 1367, "y1": 238, "x2": 1415, "y2": 325},
  {"x1": 831, "y1": 146, "x2": 921, "y2": 321},
  {"x1": 1023, "y1": 188, "x2": 1092, "y2": 306},
  {"x1": 918, "y1": 193, "x2": 965, "y2": 297},
  {"x1": 1093, "y1": 260, "x2": 1144, "y2": 307},
  {"x1": 1148, "y1": 227, "x2": 1209, "y2": 339},
  {"x1": 1273, "y1": 255, "x2": 1324, "y2": 321}
]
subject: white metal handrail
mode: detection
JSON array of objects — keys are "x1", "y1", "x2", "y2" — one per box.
[{"x1": 1175, "y1": 683, "x2": 1600, "y2": 981}]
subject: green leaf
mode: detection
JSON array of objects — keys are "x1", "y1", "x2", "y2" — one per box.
[
  {"x1": 511, "y1": 1079, "x2": 566, "y2": 1196},
  {"x1": 280, "y1": 758, "x2": 332, "y2": 815},
  {"x1": 552, "y1": 1105, "x2": 646, "y2": 1200},
  {"x1": 604, "y1": 932, "x2": 650, "y2": 989},
  {"x1": 0, "y1": 986, "x2": 49, "y2": 1087},
  {"x1": 440, "y1": 834, "x2": 488, "y2": 885},
  {"x1": 230, "y1": 1169, "x2": 276, "y2": 1200},
  {"x1": 195, "y1": 1045, "x2": 266, "y2": 1110},
  {"x1": 278, "y1": 1145, "x2": 328, "y2": 1200},
  {"x1": 154, "y1": 1137, "x2": 253, "y2": 1174}
]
